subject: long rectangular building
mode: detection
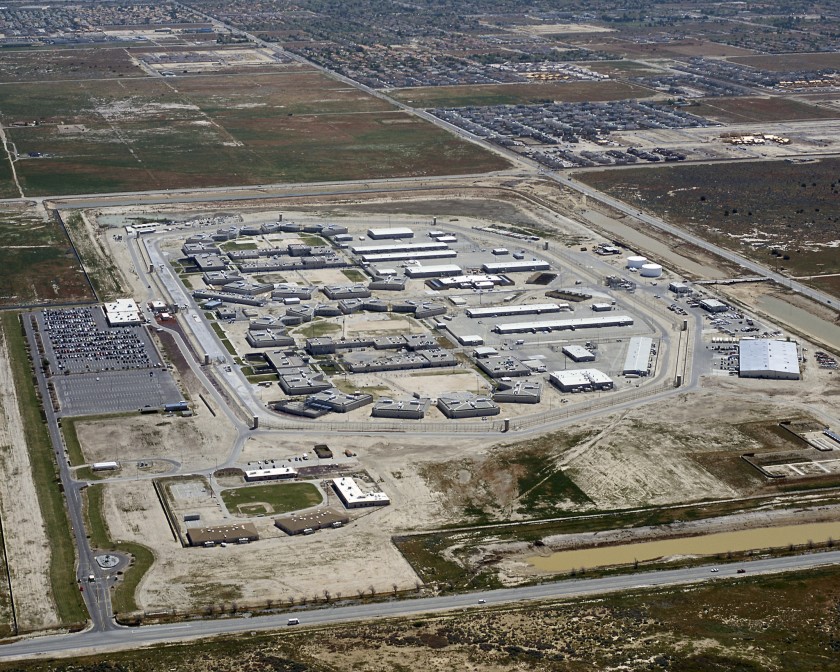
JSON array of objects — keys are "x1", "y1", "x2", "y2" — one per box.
[
  {"x1": 482, "y1": 260, "x2": 550, "y2": 273},
  {"x1": 404, "y1": 264, "x2": 462, "y2": 278},
  {"x1": 494, "y1": 315, "x2": 633, "y2": 334},
  {"x1": 360, "y1": 250, "x2": 458, "y2": 263},
  {"x1": 351, "y1": 241, "x2": 447, "y2": 255},
  {"x1": 466, "y1": 303, "x2": 566, "y2": 318},
  {"x1": 623, "y1": 336, "x2": 653, "y2": 376},
  {"x1": 332, "y1": 477, "x2": 390, "y2": 508}
]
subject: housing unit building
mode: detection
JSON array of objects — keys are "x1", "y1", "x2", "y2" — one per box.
[
  {"x1": 277, "y1": 369, "x2": 332, "y2": 395},
  {"x1": 306, "y1": 388, "x2": 373, "y2": 413},
  {"x1": 437, "y1": 393, "x2": 501, "y2": 419},
  {"x1": 492, "y1": 380, "x2": 542, "y2": 404},
  {"x1": 370, "y1": 397, "x2": 431, "y2": 419},
  {"x1": 475, "y1": 355, "x2": 531, "y2": 378}
]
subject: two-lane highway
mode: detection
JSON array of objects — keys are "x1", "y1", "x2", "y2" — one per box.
[{"x1": 2, "y1": 550, "x2": 839, "y2": 661}]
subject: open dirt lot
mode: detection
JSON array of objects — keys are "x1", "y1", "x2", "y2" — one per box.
[
  {"x1": 74, "y1": 410, "x2": 236, "y2": 472},
  {"x1": 0, "y1": 330, "x2": 58, "y2": 631}
]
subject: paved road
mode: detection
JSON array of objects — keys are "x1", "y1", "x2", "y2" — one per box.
[{"x1": 2, "y1": 550, "x2": 839, "y2": 660}]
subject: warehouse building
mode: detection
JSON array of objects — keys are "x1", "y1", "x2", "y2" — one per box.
[
  {"x1": 494, "y1": 315, "x2": 633, "y2": 334},
  {"x1": 492, "y1": 380, "x2": 542, "y2": 404},
  {"x1": 549, "y1": 369, "x2": 614, "y2": 392},
  {"x1": 466, "y1": 303, "x2": 566, "y2": 319},
  {"x1": 699, "y1": 298, "x2": 729, "y2": 313},
  {"x1": 351, "y1": 241, "x2": 445, "y2": 255},
  {"x1": 275, "y1": 508, "x2": 349, "y2": 535},
  {"x1": 360, "y1": 249, "x2": 458, "y2": 264},
  {"x1": 739, "y1": 339, "x2": 800, "y2": 380},
  {"x1": 562, "y1": 345, "x2": 596, "y2": 362},
  {"x1": 367, "y1": 227, "x2": 414, "y2": 240},
  {"x1": 437, "y1": 393, "x2": 500, "y2": 419},
  {"x1": 404, "y1": 264, "x2": 463, "y2": 279},
  {"x1": 482, "y1": 260, "x2": 550, "y2": 273},
  {"x1": 669, "y1": 281, "x2": 692, "y2": 294},
  {"x1": 623, "y1": 336, "x2": 653, "y2": 376},
  {"x1": 371, "y1": 397, "x2": 431, "y2": 419},
  {"x1": 244, "y1": 466, "x2": 298, "y2": 482},
  {"x1": 591, "y1": 302, "x2": 613, "y2": 312},
  {"x1": 187, "y1": 523, "x2": 259, "y2": 547},
  {"x1": 332, "y1": 477, "x2": 390, "y2": 508}
]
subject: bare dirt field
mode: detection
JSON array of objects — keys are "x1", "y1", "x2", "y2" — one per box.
[
  {"x1": 0, "y1": 330, "x2": 58, "y2": 631},
  {"x1": 74, "y1": 410, "x2": 236, "y2": 472}
]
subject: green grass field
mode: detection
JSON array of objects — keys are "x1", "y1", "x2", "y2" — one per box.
[{"x1": 221, "y1": 482, "x2": 322, "y2": 516}]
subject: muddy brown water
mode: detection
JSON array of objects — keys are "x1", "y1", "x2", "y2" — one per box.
[{"x1": 527, "y1": 521, "x2": 840, "y2": 573}]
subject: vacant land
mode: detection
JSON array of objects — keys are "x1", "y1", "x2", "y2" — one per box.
[
  {"x1": 730, "y1": 52, "x2": 840, "y2": 71},
  {"x1": 221, "y1": 482, "x2": 323, "y2": 516},
  {"x1": 0, "y1": 207, "x2": 93, "y2": 306},
  {"x1": 579, "y1": 157, "x2": 840, "y2": 284},
  {"x1": 0, "y1": 69, "x2": 508, "y2": 195},
  {"x1": 390, "y1": 80, "x2": 655, "y2": 108},
  {"x1": 690, "y1": 97, "x2": 839, "y2": 123},
  {"x1": 0, "y1": 47, "x2": 146, "y2": 83}
]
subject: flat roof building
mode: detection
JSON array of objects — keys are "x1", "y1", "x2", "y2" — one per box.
[
  {"x1": 563, "y1": 345, "x2": 596, "y2": 362},
  {"x1": 371, "y1": 397, "x2": 431, "y2": 419},
  {"x1": 306, "y1": 388, "x2": 373, "y2": 413},
  {"x1": 103, "y1": 298, "x2": 142, "y2": 326},
  {"x1": 367, "y1": 227, "x2": 414, "y2": 240},
  {"x1": 277, "y1": 369, "x2": 332, "y2": 395},
  {"x1": 623, "y1": 336, "x2": 653, "y2": 376},
  {"x1": 244, "y1": 466, "x2": 298, "y2": 482},
  {"x1": 404, "y1": 264, "x2": 462, "y2": 279},
  {"x1": 482, "y1": 260, "x2": 550, "y2": 273},
  {"x1": 466, "y1": 303, "x2": 566, "y2": 319},
  {"x1": 494, "y1": 315, "x2": 633, "y2": 334},
  {"x1": 669, "y1": 281, "x2": 692, "y2": 294},
  {"x1": 275, "y1": 508, "x2": 349, "y2": 535},
  {"x1": 332, "y1": 477, "x2": 390, "y2": 508},
  {"x1": 739, "y1": 339, "x2": 800, "y2": 380},
  {"x1": 475, "y1": 355, "x2": 531, "y2": 378},
  {"x1": 186, "y1": 523, "x2": 259, "y2": 547},
  {"x1": 492, "y1": 380, "x2": 542, "y2": 404},
  {"x1": 549, "y1": 369, "x2": 614, "y2": 392},
  {"x1": 352, "y1": 242, "x2": 445, "y2": 255},
  {"x1": 699, "y1": 298, "x2": 729, "y2": 313},
  {"x1": 437, "y1": 393, "x2": 501, "y2": 419},
  {"x1": 360, "y1": 250, "x2": 457, "y2": 263}
]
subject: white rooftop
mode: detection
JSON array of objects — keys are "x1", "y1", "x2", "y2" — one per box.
[{"x1": 739, "y1": 339, "x2": 800, "y2": 379}]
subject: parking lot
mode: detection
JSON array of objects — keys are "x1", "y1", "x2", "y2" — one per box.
[{"x1": 35, "y1": 307, "x2": 183, "y2": 416}]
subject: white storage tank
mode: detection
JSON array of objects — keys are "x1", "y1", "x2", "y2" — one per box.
[
  {"x1": 626, "y1": 256, "x2": 648, "y2": 269},
  {"x1": 640, "y1": 263, "x2": 663, "y2": 278}
]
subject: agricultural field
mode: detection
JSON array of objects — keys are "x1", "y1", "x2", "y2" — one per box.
[
  {"x1": 578, "y1": 158, "x2": 840, "y2": 285},
  {"x1": 690, "y1": 97, "x2": 839, "y2": 124},
  {"x1": 0, "y1": 67, "x2": 508, "y2": 196},
  {"x1": 0, "y1": 206, "x2": 93, "y2": 306},
  {"x1": 390, "y1": 80, "x2": 655, "y2": 108}
]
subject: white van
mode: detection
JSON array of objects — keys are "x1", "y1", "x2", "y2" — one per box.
[{"x1": 287, "y1": 618, "x2": 300, "y2": 626}]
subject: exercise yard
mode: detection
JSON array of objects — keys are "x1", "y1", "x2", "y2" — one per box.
[{"x1": 220, "y1": 482, "x2": 323, "y2": 516}]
